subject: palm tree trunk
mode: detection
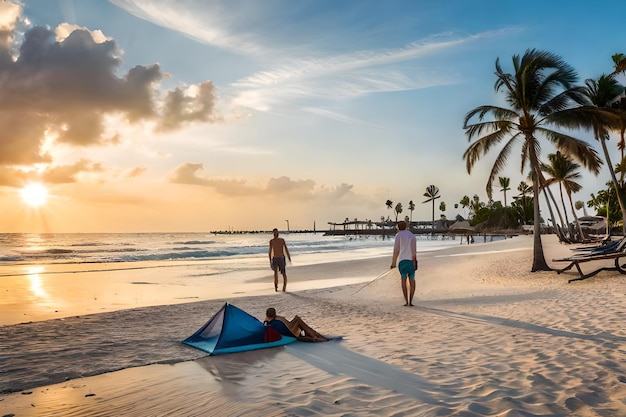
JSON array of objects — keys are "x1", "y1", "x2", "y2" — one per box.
[
  {"x1": 431, "y1": 202, "x2": 435, "y2": 229},
  {"x1": 531, "y1": 163, "x2": 550, "y2": 272},
  {"x1": 558, "y1": 184, "x2": 570, "y2": 228},
  {"x1": 600, "y1": 137, "x2": 626, "y2": 234},
  {"x1": 538, "y1": 173, "x2": 568, "y2": 243},
  {"x1": 567, "y1": 190, "x2": 586, "y2": 243}
]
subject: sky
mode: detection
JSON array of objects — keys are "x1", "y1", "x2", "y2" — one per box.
[{"x1": 2, "y1": 0, "x2": 626, "y2": 233}]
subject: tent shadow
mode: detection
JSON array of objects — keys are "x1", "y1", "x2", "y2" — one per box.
[{"x1": 195, "y1": 347, "x2": 284, "y2": 383}]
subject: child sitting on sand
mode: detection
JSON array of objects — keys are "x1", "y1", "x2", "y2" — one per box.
[{"x1": 264, "y1": 307, "x2": 328, "y2": 342}]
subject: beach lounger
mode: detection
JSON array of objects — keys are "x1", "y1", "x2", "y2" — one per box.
[
  {"x1": 570, "y1": 236, "x2": 618, "y2": 253},
  {"x1": 553, "y1": 237, "x2": 626, "y2": 282}
]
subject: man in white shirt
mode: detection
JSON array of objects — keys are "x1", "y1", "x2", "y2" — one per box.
[{"x1": 390, "y1": 221, "x2": 417, "y2": 306}]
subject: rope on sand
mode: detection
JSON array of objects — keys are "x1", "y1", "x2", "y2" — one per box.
[{"x1": 351, "y1": 268, "x2": 395, "y2": 295}]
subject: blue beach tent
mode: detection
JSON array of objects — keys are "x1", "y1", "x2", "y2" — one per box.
[{"x1": 182, "y1": 302, "x2": 297, "y2": 355}]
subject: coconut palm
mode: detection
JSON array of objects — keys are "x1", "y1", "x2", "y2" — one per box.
[
  {"x1": 612, "y1": 53, "x2": 626, "y2": 76},
  {"x1": 581, "y1": 74, "x2": 626, "y2": 232},
  {"x1": 463, "y1": 49, "x2": 603, "y2": 271},
  {"x1": 408, "y1": 200, "x2": 415, "y2": 224},
  {"x1": 394, "y1": 202, "x2": 403, "y2": 222},
  {"x1": 422, "y1": 185, "x2": 441, "y2": 229},
  {"x1": 541, "y1": 152, "x2": 586, "y2": 241},
  {"x1": 516, "y1": 181, "x2": 532, "y2": 225},
  {"x1": 459, "y1": 195, "x2": 470, "y2": 218},
  {"x1": 498, "y1": 177, "x2": 511, "y2": 206}
]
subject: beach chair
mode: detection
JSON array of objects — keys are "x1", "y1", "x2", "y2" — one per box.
[
  {"x1": 570, "y1": 235, "x2": 617, "y2": 253},
  {"x1": 552, "y1": 237, "x2": 626, "y2": 282}
]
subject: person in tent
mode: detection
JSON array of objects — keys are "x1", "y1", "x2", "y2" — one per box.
[
  {"x1": 269, "y1": 228, "x2": 291, "y2": 292},
  {"x1": 264, "y1": 307, "x2": 328, "y2": 342}
]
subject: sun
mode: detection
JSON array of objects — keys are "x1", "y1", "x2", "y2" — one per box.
[{"x1": 20, "y1": 183, "x2": 49, "y2": 207}]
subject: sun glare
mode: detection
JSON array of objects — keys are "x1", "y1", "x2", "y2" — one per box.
[{"x1": 20, "y1": 183, "x2": 49, "y2": 207}]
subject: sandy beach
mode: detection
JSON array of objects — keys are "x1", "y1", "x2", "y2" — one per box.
[{"x1": 3, "y1": 234, "x2": 626, "y2": 416}]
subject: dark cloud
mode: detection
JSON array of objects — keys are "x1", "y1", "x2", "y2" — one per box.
[
  {"x1": 169, "y1": 163, "x2": 355, "y2": 200},
  {"x1": 157, "y1": 81, "x2": 217, "y2": 131},
  {"x1": 0, "y1": 6, "x2": 218, "y2": 169}
]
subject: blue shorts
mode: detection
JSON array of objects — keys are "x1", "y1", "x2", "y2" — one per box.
[{"x1": 398, "y1": 260, "x2": 415, "y2": 280}]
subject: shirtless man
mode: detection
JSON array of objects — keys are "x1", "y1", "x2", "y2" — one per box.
[{"x1": 269, "y1": 228, "x2": 291, "y2": 292}]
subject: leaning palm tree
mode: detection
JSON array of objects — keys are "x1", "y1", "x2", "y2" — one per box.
[
  {"x1": 541, "y1": 152, "x2": 586, "y2": 242},
  {"x1": 498, "y1": 177, "x2": 511, "y2": 206},
  {"x1": 463, "y1": 49, "x2": 603, "y2": 271},
  {"x1": 422, "y1": 185, "x2": 441, "y2": 229},
  {"x1": 582, "y1": 74, "x2": 626, "y2": 232}
]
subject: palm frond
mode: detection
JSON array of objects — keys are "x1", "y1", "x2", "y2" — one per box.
[
  {"x1": 463, "y1": 128, "x2": 511, "y2": 173},
  {"x1": 538, "y1": 128, "x2": 603, "y2": 174},
  {"x1": 485, "y1": 136, "x2": 519, "y2": 196}
]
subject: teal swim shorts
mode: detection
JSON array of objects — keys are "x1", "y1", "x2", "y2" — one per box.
[{"x1": 398, "y1": 259, "x2": 415, "y2": 280}]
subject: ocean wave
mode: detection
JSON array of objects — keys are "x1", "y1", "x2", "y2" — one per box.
[{"x1": 172, "y1": 240, "x2": 216, "y2": 245}]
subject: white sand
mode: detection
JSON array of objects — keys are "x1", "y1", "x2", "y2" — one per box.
[{"x1": 3, "y1": 234, "x2": 626, "y2": 416}]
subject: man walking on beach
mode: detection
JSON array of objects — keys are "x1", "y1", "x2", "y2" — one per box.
[
  {"x1": 390, "y1": 221, "x2": 417, "y2": 306},
  {"x1": 269, "y1": 228, "x2": 291, "y2": 292}
]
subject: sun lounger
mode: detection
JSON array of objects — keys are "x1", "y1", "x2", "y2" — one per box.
[
  {"x1": 553, "y1": 237, "x2": 626, "y2": 282},
  {"x1": 570, "y1": 236, "x2": 618, "y2": 253}
]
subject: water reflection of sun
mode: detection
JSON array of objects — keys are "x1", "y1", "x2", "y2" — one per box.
[{"x1": 26, "y1": 266, "x2": 49, "y2": 299}]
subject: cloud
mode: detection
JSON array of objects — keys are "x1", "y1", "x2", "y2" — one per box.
[
  {"x1": 0, "y1": 8, "x2": 219, "y2": 170},
  {"x1": 41, "y1": 160, "x2": 104, "y2": 184},
  {"x1": 0, "y1": 166, "x2": 29, "y2": 187},
  {"x1": 229, "y1": 30, "x2": 513, "y2": 111},
  {"x1": 109, "y1": 0, "x2": 269, "y2": 56},
  {"x1": 125, "y1": 167, "x2": 147, "y2": 178},
  {"x1": 108, "y1": 1, "x2": 516, "y2": 114},
  {"x1": 169, "y1": 162, "x2": 357, "y2": 201}
]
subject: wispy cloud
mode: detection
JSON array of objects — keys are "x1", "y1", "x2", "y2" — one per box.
[
  {"x1": 108, "y1": 1, "x2": 518, "y2": 117},
  {"x1": 109, "y1": 0, "x2": 267, "y2": 56}
]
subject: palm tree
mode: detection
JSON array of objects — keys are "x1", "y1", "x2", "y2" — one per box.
[
  {"x1": 386, "y1": 199, "x2": 393, "y2": 211},
  {"x1": 470, "y1": 194, "x2": 485, "y2": 220},
  {"x1": 516, "y1": 181, "x2": 532, "y2": 225},
  {"x1": 575, "y1": 200, "x2": 587, "y2": 217},
  {"x1": 582, "y1": 74, "x2": 626, "y2": 232},
  {"x1": 498, "y1": 177, "x2": 511, "y2": 206},
  {"x1": 612, "y1": 53, "x2": 626, "y2": 76},
  {"x1": 408, "y1": 200, "x2": 415, "y2": 224},
  {"x1": 541, "y1": 152, "x2": 586, "y2": 241},
  {"x1": 463, "y1": 49, "x2": 603, "y2": 271},
  {"x1": 459, "y1": 195, "x2": 470, "y2": 218},
  {"x1": 422, "y1": 185, "x2": 441, "y2": 229},
  {"x1": 439, "y1": 201, "x2": 447, "y2": 224},
  {"x1": 394, "y1": 202, "x2": 403, "y2": 222}
]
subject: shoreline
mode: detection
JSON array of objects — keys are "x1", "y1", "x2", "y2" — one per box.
[{"x1": 4, "y1": 235, "x2": 626, "y2": 416}]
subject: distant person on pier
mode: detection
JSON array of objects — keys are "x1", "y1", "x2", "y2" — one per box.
[
  {"x1": 390, "y1": 221, "x2": 417, "y2": 306},
  {"x1": 269, "y1": 228, "x2": 291, "y2": 292}
]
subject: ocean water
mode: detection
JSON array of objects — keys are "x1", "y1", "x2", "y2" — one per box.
[
  {"x1": 0, "y1": 232, "x2": 469, "y2": 267},
  {"x1": 0, "y1": 232, "x2": 480, "y2": 326}
]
